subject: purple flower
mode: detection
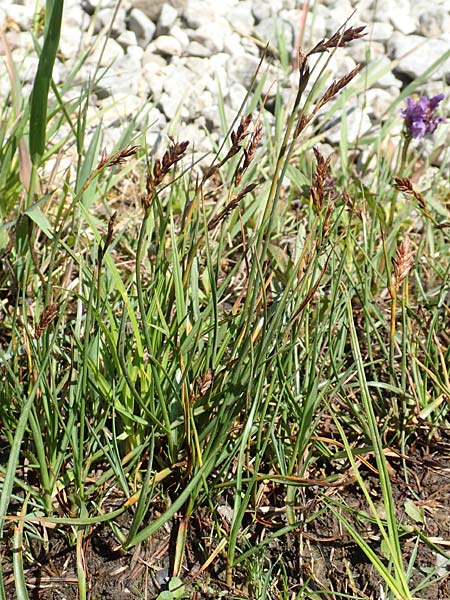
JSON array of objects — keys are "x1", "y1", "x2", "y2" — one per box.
[{"x1": 401, "y1": 94, "x2": 445, "y2": 139}]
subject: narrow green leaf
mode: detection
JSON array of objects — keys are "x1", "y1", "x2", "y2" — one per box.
[{"x1": 29, "y1": 0, "x2": 64, "y2": 163}]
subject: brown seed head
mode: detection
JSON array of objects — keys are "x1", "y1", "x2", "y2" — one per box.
[
  {"x1": 35, "y1": 303, "x2": 58, "y2": 339},
  {"x1": 307, "y1": 25, "x2": 366, "y2": 57},
  {"x1": 313, "y1": 65, "x2": 360, "y2": 114},
  {"x1": 391, "y1": 237, "x2": 414, "y2": 292}
]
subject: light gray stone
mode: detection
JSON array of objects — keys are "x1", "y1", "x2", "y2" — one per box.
[
  {"x1": 96, "y1": 7, "x2": 127, "y2": 37},
  {"x1": 322, "y1": 0, "x2": 354, "y2": 35},
  {"x1": 127, "y1": 8, "x2": 156, "y2": 47},
  {"x1": 169, "y1": 25, "x2": 190, "y2": 50},
  {"x1": 321, "y1": 102, "x2": 373, "y2": 144},
  {"x1": 370, "y1": 21, "x2": 394, "y2": 42},
  {"x1": 364, "y1": 88, "x2": 395, "y2": 120},
  {"x1": 190, "y1": 21, "x2": 229, "y2": 54},
  {"x1": 157, "y1": 3, "x2": 178, "y2": 35},
  {"x1": 226, "y1": 1, "x2": 255, "y2": 32},
  {"x1": 87, "y1": 37, "x2": 125, "y2": 68},
  {"x1": 350, "y1": 40, "x2": 385, "y2": 65},
  {"x1": 142, "y1": 49, "x2": 168, "y2": 69},
  {"x1": 183, "y1": 0, "x2": 233, "y2": 28},
  {"x1": 228, "y1": 81, "x2": 248, "y2": 111},
  {"x1": 362, "y1": 56, "x2": 401, "y2": 89},
  {"x1": 95, "y1": 53, "x2": 142, "y2": 97},
  {"x1": 418, "y1": 9, "x2": 450, "y2": 38},
  {"x1": 116, "y1": 29, "x2": 138, "y2": 50},
  {"x1": 325, "y1": 55, "x2": 358, "y2": 81},
  {"x1": 59, "y1": 26, "x2": 84, "y2": 59},
  {"x1": 227, "y1": 53, "x2": 261, "y2": 88},
  {"x1": 254, "y1": 17, "x2": 295, "y2": 54},
  {"x1": 150, "y1": 34, "x2": 183, "y2": 56},
  {"x1": 7, "y1": 4, "x2": 34, "y2": 29},
  {"x1": 159, "y1": 91, "x2": 190, "y2": 119},
  {"x1": 389, "y1": 11, "x2": 416, "y2": 35},
  {"x1": 388, "y1": 33, "x2": 450, "y2": 82},
  {"x1": 131, "y1": 0, "x2": 186, "y2": 23},
  {"x1": 141, "y1": 62, "x2": 165, "y2": 98},
  {"x1": 186, "y1": 41, "x2": 211, "y2": 57}
]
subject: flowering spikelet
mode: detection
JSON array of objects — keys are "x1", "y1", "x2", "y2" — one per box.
[
  {"x1": 208, "y1": 184, "x2": 257, "y2": 230},
  {"x1": 307, "y1": 25, "x2": 366, "y2": 57},
  {"x1": 35, "y1": 303, "x2": 58, "y2": 339},
  {"x1": 393, "y1": 177, "x2": 432, "y2": 220},
  {"x1": 143, "y1": 140, "x2": 189, "y2": 208},
  {"x1": 234, "y1": 121, "x2": 263, "y2": 185},
  {"x1": 313, "y1": 65, "x2": 360, "y2": 114},
  {"x1": 391, "y1": 237, "x2": 414, "y2": 294},
  {"x1": 96, "y1": 145, "x2": 140, "y2": 170},
  {"x1": 310, "y1": 147, "x2": 338, "y2": 211}
]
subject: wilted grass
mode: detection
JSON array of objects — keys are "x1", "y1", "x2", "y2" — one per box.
[{"x1": 0, "y1": 2, "x2": 450, "y2": 599}]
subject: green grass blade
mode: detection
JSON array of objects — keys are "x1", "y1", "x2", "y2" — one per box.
[{"x1": 29, "y1": 0, "x2": 64, "y2": 164}]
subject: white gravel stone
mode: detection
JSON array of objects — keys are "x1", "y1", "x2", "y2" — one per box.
[
  {"x1": 150, "y1": 34, "x2": 183, "y2": 56},
  {"x1": 323, "y1": 103, "x2": 373, "y2": 144},
  {"x1": 190, "y1": 22, "x2": 229, "y2": 54},
  {"x1": 418, "y1": 9, "x2": 450, "y2": 38},
  {"x1": 169, "y1": 25, "x2": 190, "y2": 50},
  {"x1": 2, "y1": 0, "x2": 447, "y2": 161},
  {"x1": 87, "y1": 37, "x2": 125, "y2": 68},
  {"x1": 254, "y1": 17, "x2": 295, "y2": 55},
  {"x1": 364, "y1": 88, "x2": 395, "y2": 120},
  {"x1": 391, "y1": 14, "x2": 416, "y2": 35},
  {"x1": 127, "y1": 8, "x2": 156, "y2": 47},
  {"x1": 131, "y1": 0, "x2": 187, "y2": 23},
  {"x1": 388, "y1": 33, "x2": 450, "y2": 82},
  {"x1": 96, "y1": 7, "x2": 127, "y2": 37},
  {"x1": 157, "y1": 3, "x2": 179, "y2": 35},
  {"x1": 369, "y1": 21, "x2": 394, "y2": 42}
]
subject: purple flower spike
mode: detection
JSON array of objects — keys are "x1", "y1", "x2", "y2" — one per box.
[{"x1": 401, "y1": 94, "x2": 445, "y2": 139}]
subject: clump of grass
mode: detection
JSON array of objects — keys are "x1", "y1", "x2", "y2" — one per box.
[{"x1": 0, "y1": 3, "x2": 449, "y2": 599}]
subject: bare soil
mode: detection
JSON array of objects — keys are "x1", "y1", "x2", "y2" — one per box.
[{"x1": 2, "y1": 432, "x2": 450, "y2": 599}]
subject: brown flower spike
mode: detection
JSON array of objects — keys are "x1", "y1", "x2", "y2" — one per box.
[{"x1": 391, "y1": 237, "x2": 414, "y2": 295}]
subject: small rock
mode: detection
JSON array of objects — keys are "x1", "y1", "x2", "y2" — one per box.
[
  {"x1": 226, "y1": 1, "x2": 255, "y2": 32},
  {"x1": 322, "y1": 103, "x2": 373, "y2": 144},
  {"x1": 159, "y1": 91, "x2": 190, "y2": 119},
  {"x1": 254, "y1": 17, "x2": 295, "y2": 55},
  {"x1": 96, "y1": 7, "x2": 127, "y2": 37},
  {"x1": 227, "y1": 53, "x2": 261, "y2": 88},
  {"x1": 389, "y1": 11, "x2": 416, "y2": 35},
  {"x1": 190, "y1": 21, "x2": 229, "y2": 54},
  {"x1": 116, "y1": 29, "x2": 138, "y2": 50},
  {"x1": 186, "y1": 41, "x2": 211, "y2": 57},
  {"x1": 228, "y1": 81, "x2": 248, "y2": 111},
  {"x1": 364, "y1": 88, "x2": 395, "y2": 120},
  {"x1": 87, "y1": 37, "x2": 125, "y2": 67},
  {"x1": 370, "y1": 21, "x2": 394, "y2": 41},
  {"x1": 388, "y1": 33, "x2": 450, "y2": 82},
  {"x1": 7, "y1": 4, "x2": 34, "y2": 30},
  {"x1": 361, "y1": 56, "x2": 401, "y2": 89},
  {"x1": 59, "y1": 26, "x2": 84, "y2": 59},
  {"x1": 157, "y1": 3, "x2": 178, "y2": 35},
  {"x1": 252, "y1": 0, "x2": 283, "y2": 22},
  {"x1": 169, "y1": 25, "x2": 190, "y2": 50},
  {"x1": 131, "y1": 0, "x2": 186, "y2": 23},
  {"x1": 323, "y1": 0, "x2": 354, "y2": 35},
  {"x1": 418, "y1": 9, "x2": 450, "y2": 38},
  {"x1": 150, "y1": 34, "x2": 183, "y2": 57},
  {"x1": 127, "y1": 8, "x2": 156, "y2": 48},
  {"x1": 142, "y1": 48, "x2": 168, "y2": 69},
  {"x1": 350, "y1": 40, "x2": 385, "y2": 65}
]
